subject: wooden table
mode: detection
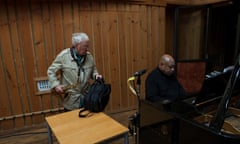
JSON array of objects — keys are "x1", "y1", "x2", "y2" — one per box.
[{"x1": 45, "y1": 109, "x2": 129, "y2": 144}]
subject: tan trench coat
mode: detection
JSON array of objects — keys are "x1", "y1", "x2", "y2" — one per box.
[{"x1": 47, "y1": 48, "x2": 98, "y2": 110}]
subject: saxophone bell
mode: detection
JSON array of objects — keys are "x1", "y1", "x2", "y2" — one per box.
[{"x1": 127, "y1": 76, "x2": 137, "y2": 95}]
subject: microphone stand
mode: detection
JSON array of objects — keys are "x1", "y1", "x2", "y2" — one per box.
[
  {"x1": 134, "y1": 75, "x2": 142, "y2": 144},
  {"x1": 128, "y1": 69, "x2": 146, "y2": 144},
  {"x1": 130, "y1": 75, "x2": 141, "y2": 144}
]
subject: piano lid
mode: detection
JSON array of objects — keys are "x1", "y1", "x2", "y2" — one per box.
[{"x1": 209, "y1": 53, "x2": 240, "y2": 132}]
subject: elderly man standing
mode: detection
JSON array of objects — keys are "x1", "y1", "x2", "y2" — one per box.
[
  {"x1": 145, "y1": 54, "x2": 186, "y2": 103},
  {"x1": 47, "y1": 32, "x2": 102, "y2": 111}
]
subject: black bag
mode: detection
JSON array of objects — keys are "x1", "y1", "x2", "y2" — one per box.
[{"x1": 79, "y1": 78, "x2": 111, "y2": 117}]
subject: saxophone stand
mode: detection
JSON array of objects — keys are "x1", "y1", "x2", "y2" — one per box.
[{"x1": 128, "y1": 69, "x2": 146, "y2": 144}]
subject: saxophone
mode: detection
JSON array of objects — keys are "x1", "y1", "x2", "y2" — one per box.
[
  {"x1": 51, "y1": 83, "x2": 78, "y2": 95},
  {"x1": 127, "y1": 76, "x2": 137, "y2": 96},
  {"x1": 62, "y1": 83, "x2": 78, "y2": 91}
]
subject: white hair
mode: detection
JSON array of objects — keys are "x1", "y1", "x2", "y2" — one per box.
[{"x1": 72, "y1": 32, "x2": 89, "y2": 46}]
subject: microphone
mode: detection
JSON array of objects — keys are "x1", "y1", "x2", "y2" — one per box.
[{"x1": 133, "y1": 69, "x2": 147, "y2": 76}]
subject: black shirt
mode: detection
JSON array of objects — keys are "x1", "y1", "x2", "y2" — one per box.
[{"x1": 145, "y1": 67, "x2": 186, "y2": 102}]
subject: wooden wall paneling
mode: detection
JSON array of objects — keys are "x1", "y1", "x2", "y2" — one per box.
[
  {"x1": 62, "y1": 0, "x2": 73, "y2": 48},
  {"x1": 106, "y1": 0, "x2": 118, "y2": 11},
  {"x1": 0, "y1": 1, "x2": 26, "y2": 129},
  {"x1": 91, "y1": 4, "x2": 105, "y2": 78},
  {"x1": 100, "y1": 11, "x2": 112, "y2": 111},
  {"x1": 78, "y1": 1, "x2": 89, "y2": 32},
  {"x1": 0, "y1": 2, "x2": 11, "y2": 130},
  {"x1": 7, "y1": 1, "x2": 33, "y2": 127},
  {"x1": 139, "y1": 5, "x2": 148, "y2": 99},
  {"x1": 30, "y1": 0, "x2": 44, "y2": 77},
  {"x1": 164, "y1": 0, "x2": 189, "y2": 5},
  {"x1": 42, "y1": 1, "x2": 54, "y2": 66},
  {"x1": 178, "y1": 9, "x2": 191, "y2": 59},
  {"x1": 165, "y1": 6, "x2": 175, "y2": 54},
  {"x1": 131, "y1": 4, "x2": 143, "y2": 107},
  {"x1": 49, "y1": 1, "x2": 64, "y2": 54},
  {"x1": 79, "y1": 0, "x2": 92, "y2": 11},
  {"x1": 159, "y1": 7, "x2": 166, "y2": 57},
  {"x1": 154, "y1": 6, "x2": 163, "y2": 64},
  {"x1": 0, "y1": 4, "x2": 14, "y2": 129},
  {"x1": 133, "y1": 0, "x2": 225, "y2": 6},
  {"x1": 107, "y1": 5, "x2": 122, "y2": 111},
  {"x1": 79, "y1": 12, "x2": 93, "y2": 53},
  {"x1": 189, "y1": 0, "x2": 230, "y2": 5},
  {"x1": 47, "y1": 0, "x2": 65, "y2": 111},
  {"x1": 117, "y1": 3, "x2": 130, "y2": 110},
  {"x1": 90, "y1": 1, "x2": 112, "y2": 109},
  {"x1": 30, "y1": 0, "x2": 53, "y2": 115},
  {"x1": 41, "y1": 1, "x2": 60, "y2": 109},
  {"x1": 149, "y1": 6, "x2": 161, "y2": 70},
  {"x1": 146, "y1": 7, "x2": 153, "y2": 70},
  {"x1": 79, "y1": 1, "x2": 94, "y2": 53},
  {"x1": 178, "y1": 8, "x2": 203, "y2": 60},
  {"x1": 0, "y1": 59, "x2": 14, "y2": 129},
  {"x1": 194, "y1": 9, "x2": 204, "y2": 58},
  {"x1": 123, "y1": 5, "x2": 133, "y2": 109},
  {"x1": 72, "y1": 0, "x2": 80, "y2": 32},
  {"x1": 125, "y1": 5, "x2": 137, "y2": 109},
  {"x1": 15, "y1": 1, "x2": 43, "y2": 124},
  {"x1": 89, "y1": 2, "x2": 99, "y2": 61}
]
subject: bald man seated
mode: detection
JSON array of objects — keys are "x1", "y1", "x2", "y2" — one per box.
[{"x1": 145, "y1": 54, "x2": 186, "y2": 104}]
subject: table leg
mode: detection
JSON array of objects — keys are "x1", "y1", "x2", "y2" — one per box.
[
  {"x1": 124, "y1": 132, "x2": 129, "y2": 144},
  {"x1": 47, "y1": 124, "x2": 53, "y2": 144}
]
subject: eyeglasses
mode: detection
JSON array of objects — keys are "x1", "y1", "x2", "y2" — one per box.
[
  {"x1": 81, "y1": 45, "x2": 88, "y2": 49},
  {"x1": 76, "y1": 44, "x2": 89, "y2": 50}
]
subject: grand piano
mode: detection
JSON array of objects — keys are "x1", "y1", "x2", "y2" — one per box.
[{"x1": 139, "y1": 55, "x2": 240, "y2": 144}]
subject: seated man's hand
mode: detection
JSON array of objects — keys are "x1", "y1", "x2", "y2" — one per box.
[{"x1": 161, "y1": 99, "x2": 171, "y2": 105}]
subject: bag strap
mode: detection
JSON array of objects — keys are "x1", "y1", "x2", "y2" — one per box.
[
  {"x1": 94, "y1": 78, "x2": 104, "y2": 86},
  {"x1": 78, "y1": 78, "x2": 105, "y2": 118},
  {"x1": 78, "y1": 108, "x2": 93, "y2": 117}
]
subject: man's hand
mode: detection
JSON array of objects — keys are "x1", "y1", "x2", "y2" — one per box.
[
  {"x1": 54, "y1": 85, "x2": 64, "y2": 94},
  {"x1": 95, "y1": 74, "x2": 102, "y2": 80}
]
